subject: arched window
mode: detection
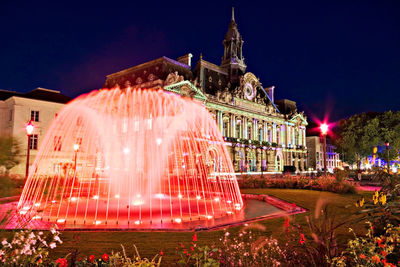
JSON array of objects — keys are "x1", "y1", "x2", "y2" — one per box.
[{"x1": 258, "y1": 128, "x2": 263, "y2": 141}]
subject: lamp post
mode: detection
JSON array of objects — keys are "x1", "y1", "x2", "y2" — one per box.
[
  {"x1": 25, "y1": 121, "x2": 34, "y2": 181},
  {"x1": 320, "y1": 123, "x2": 328, "y2": 176},
  {"x1": 385, "y1": 141, "x2": 390, "y2": 173}
]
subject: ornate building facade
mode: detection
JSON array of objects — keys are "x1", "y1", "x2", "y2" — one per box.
[{"x1": 103, "y1": 9, "x2": 308, "y2": 173}]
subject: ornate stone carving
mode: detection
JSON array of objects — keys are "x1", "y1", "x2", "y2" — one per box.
[{"x1": 164, "y1": 71, "x2": 184, "y2": 86}]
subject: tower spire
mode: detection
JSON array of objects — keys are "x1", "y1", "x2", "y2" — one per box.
[{"x1": 232, "y1": 7, "x2": 235, "y2": 21}]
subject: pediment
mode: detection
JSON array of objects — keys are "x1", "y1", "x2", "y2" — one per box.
[
  {"x1": 289, "y1": 112, "x2": 308, "y2": 126},
  {"x1": 164, "y1": 80, "x2": 207, "y2": 102}
]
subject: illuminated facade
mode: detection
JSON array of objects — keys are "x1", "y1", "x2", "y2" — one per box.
[
  {"x1": 0, "y1": 88, "x2": 71, "y2": 176},
  {"x1": 306, "y1": 136, "x2": 341, "y2": 172},
  {"x1": 104, "y1": 9, "x2": 308, "y2": 173}
]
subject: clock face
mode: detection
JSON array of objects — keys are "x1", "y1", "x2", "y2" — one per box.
[{"x1": 244, "y1": 82, "x2": 255, "y2": 100}]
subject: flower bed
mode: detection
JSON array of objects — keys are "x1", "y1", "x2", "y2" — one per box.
[{"x1": 238, "y1": 175, "x2": 357, "y2": 194}]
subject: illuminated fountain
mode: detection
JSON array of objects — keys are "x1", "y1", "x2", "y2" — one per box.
[{"x1": 17, "y1": 88, "x2": 243, "y2": 229}]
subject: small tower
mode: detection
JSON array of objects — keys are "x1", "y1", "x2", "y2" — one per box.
[{"x1": 221, "y1": 7, "x2": 247, "y2": 85}]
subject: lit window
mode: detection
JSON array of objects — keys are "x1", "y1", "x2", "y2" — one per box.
[
  {"x1": 223, "y1": 121, "x2": 229, "y2": 136},
  {"x1": 30, "y1": 134, "x2": 38, "y2": 150},
  {"x1": 31, "y1": 110, "x2": 39, "y2": 122}
]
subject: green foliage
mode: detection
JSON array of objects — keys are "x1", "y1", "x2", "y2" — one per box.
[
  {"x1": 176, "y1": 233, "x2": 219, "y2": 267},
  {"x1": 0, "y1": 174, "x2": 24, "y2": 198},
  {"x1": 335, "y1": 111, "x2": 400, "y2": 165},
  {"x1": 0, "y1": 135, "x2": 21, "y2": 173},
  {"x1": 330, "y1": 222, "x2": 400, "y2": 266},
  {"x1": 0, "y1": 228, "x2": 63, "y2": 265},
  {"x1": 216, "y1": 224, "x2": 287, "y2": 266},
  {"x1": 354, "y1": 173, "x2": 400, "y2": 235},
  {"x1": 238, "y1": 175, "x2": 357, "y2": 194}
]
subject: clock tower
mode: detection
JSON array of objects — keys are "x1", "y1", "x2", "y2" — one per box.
[{"x1": 221, "y1": 7, "x2": 247, "y2": 85}]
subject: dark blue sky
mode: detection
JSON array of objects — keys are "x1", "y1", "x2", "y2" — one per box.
[{"x1": 1, "y1": 0, "x2": 399, "y2": 121}]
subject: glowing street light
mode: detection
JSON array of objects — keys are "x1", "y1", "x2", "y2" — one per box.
[
  {"x1": 25, "y1": 121, "x2": 34, "y2": 181},
  {"x1": 319, "y1": 122, "x2": 329, "y2": 176}
]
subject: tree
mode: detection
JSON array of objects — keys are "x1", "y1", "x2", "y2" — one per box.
[
  {"x1": 334, "y1": 111, "x2": 400, "y2": 167},
  {"x1": 0, "y1": 136, "x2": 21, "y2": 174}
]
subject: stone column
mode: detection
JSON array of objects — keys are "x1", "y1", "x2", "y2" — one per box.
[
  {"x1": 253, "y1": 119, "x2": 258, "y2": 140},
  {"x1": 231, "y1": 114, "x2": 236, "y2": 138},
  {"x1": 243, "y1": 117, "x2": 248, "y2": 139}
]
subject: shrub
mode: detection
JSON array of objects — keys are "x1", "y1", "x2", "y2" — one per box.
[
  {"x1": 238, "y1": 175, "x2": 357, "y2": 194},
  {"x1": 331, "y1": 222, "x2": 400, "y2": 266}
]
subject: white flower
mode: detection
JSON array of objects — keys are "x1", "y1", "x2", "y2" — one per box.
[
  {"x1": 225, "y1": 232, "x2": 230, "y2": 236},
  {"x1": 1, "y1": 239, "x2": 8, "y2": 246},
  {"x1": 54, "y1": 235, "x2": 62, "y2": 244},
  {"x1": 42, "y1": 240, "x2": 48, "y2": 247},
  {"x1": 50, "y1": 228, "x2": 56, "y2": 235},
  {"x1": 49, "y1": 242, "x2": 56, "y2": 249},
  {"x1": 38, "y1": 232, "x2": 43, "y2": 236},
  {"x1": 0, "y1": 250, "x2": 4, "y2": 256},
  {"x1": 29, "y1": 232, "x2": 35, "y2": 239}
]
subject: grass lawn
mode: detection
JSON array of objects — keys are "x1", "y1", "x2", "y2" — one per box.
[{"x1": 30, "y1": 188, "x2": 371, "y2": 264}]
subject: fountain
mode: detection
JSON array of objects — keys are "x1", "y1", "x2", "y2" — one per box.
[{"x1": 17, "y1": 88, "x2": 244, "y2": 229}]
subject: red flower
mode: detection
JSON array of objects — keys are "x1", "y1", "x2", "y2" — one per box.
[
  {"x1": 381, "y1": 250, "x2": 387, "y2": 257},
  {"x1": 284, "y1": 218, "x2": 290, "y2": 228},
  {"x1": 56, "y1": 258, "x2": 68, "y2": 267},
  {"x1": 292, "y1": 203, "x2": 296, "y2": 208},
  {"x1": 160, "y1": 250, "x2": 164, "y2": 256},
  {"x1": 191, "y1": 246, "x2": 194, "y2": 251},
  {"x1": 183, "y1": 249, "x2": 187, "y2": 254},
  {"x1": 192, "y1": 233, "x2": 198, "y2": 242},
  {"x1": 299, "y1": 234, "x2": 306, "y2": 245},
  {"x1": 102, "y1": 253, "x2": 109, "y2": 262},
  {"x1": 359, "y1": 254, "x2": 366, "y2": 259},
  {"x1": 372, "y1": 255, "x2": 380, "y2": 264},
  {"x1": 88, "y1": 255, "x2": 95, "y2": 263},
  {"x1": 37, "y1": 258, "x2": 43, "y2": 264}
]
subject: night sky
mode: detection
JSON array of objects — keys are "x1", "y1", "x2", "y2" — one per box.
[{"x1": 1, "y1": 0, "x2": 399, "y2": 121}]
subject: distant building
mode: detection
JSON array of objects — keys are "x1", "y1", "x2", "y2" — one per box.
[
  {"x1": 103, "y1": 9, "x2": 308, "y2": 173},
  {"x1": 306, "y1": 136, "x2": 341, "y2": 172},
  {"x1": 0, "y1": 88, "x2": 71, "y2": 176}
]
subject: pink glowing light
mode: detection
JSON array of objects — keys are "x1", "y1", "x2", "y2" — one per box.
[
  {"x1": 17, "y1": 88, "x2": 243, "y2": 228},
  {"x1": 320, "y1": 123, "x2": 329, "y2": 135}
]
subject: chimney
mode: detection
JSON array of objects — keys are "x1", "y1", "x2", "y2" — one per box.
[{"x1": 177, "y1": 53, "x2": 193, "y2": 67}]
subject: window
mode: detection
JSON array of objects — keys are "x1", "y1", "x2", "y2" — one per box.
[
  {"x1": 236, "y1": 124, "x2": 241, "y2": 138},
  {"x1": 276, "y1": 130, "x2": 280, "y2": 144},
  {"x1": 53, "y1": 136, "x2": 62, "y2": 151},
  {"x1": 268, "y1": 129, "x2": 272, "y2": 143},
  {"x1": 30, "y1": 134, "x2": 38, "y2": 150},
  {"x1": 247, "y1": 126, "x2": 252, "y2": 140},
  {"x1": 31, "y1": 110, "x2": 39, "y2": 122},
  {"x1": 258, "y1": 129, "x2": 263, "y2": 141},
  {"x1": 223, "y1": 121, "x2": 229, "y2": 137}
]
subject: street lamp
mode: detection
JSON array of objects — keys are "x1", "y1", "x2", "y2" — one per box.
[
  {"x1": 385, "y1": 141, "x2": 390, "y2": 173},
  {"x1": 25, "y1": 121, "x2": 34, "y2": 181},
  {"x1": 320, "y1": 123, "x2": 329, "y2": 176}
]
